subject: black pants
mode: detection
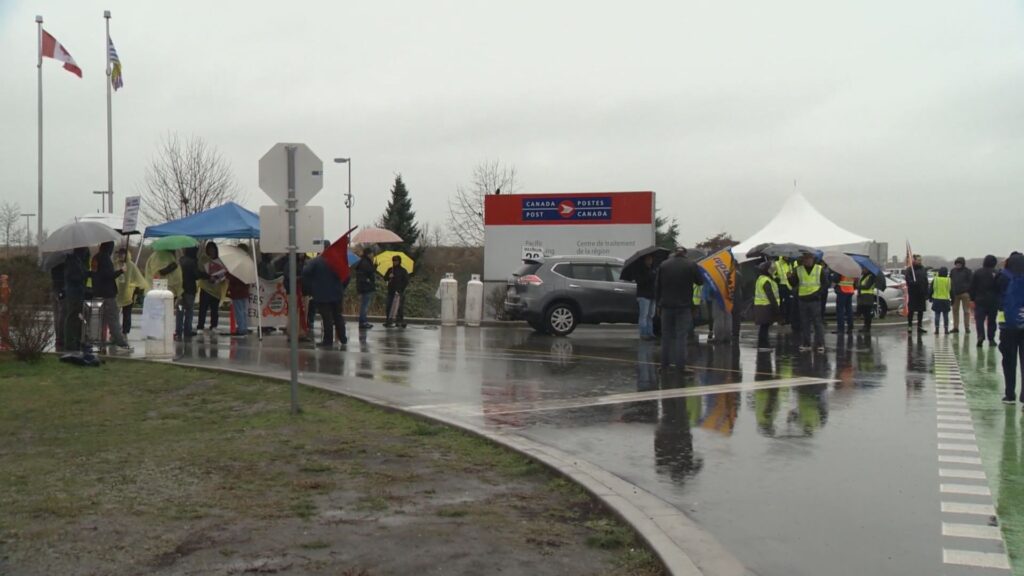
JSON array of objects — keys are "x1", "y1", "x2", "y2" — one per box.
[
  {"x1": 176, "y1": 293, "x2": 195, "y2": 338},
  {"x1": 976, "y1": 304, "x2": 998, "y2": 343},
  {"x1": 859, "y1": 297, "x2": 874, "y2": 330},
  {"x1": 121, "y1": 304, "x2": 133, "y2": 334},
  {"x1": 757, "y1": 323, "x2": 771, "y2": 348},
  {"x1": 317, "y1": 302, "x2": 346, "y2": 345},
  {"x1": 1001, "y1": 328, "x2": 1024, "y2": 401},
  {"x1": 197, "y1": 291, "x2": 220, "y2": 330},
  {"x1": 908, "y1": 310, "x2": 924, "y2": 330},
  {"x1": 798, "y1": 300, "x2": 824, "y2": 348},
  {"x1": 778, "y1": 286, "x2": 792, "y2": 325},
  {"x1": 660, "y1": 307, "x2": 693, "y2": 368},
  {"x1": 64, "y1": 297, "x2": 83, "y2": 352}
]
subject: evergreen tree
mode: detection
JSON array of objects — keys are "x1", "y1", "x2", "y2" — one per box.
[
  {"x1": 655, "y1": 209, "x2": 679, "y2": 249},
  {"x1": 379, "y1": 174, "x2": 421, "y2": 255}
]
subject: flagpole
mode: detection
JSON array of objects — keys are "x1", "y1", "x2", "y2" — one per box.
[
  {"x1": 36, "y1": 15, "x2": 43, "y2": 257},
  {"x1": 104, "y1": 10, "x2": 113, "y2": 214}
]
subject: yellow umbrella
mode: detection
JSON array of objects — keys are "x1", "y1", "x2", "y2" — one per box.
[{"x1": 374, "y1": 251, "x2": 414, "y2": 276}]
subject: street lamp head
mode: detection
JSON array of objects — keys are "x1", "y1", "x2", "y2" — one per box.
[
  {"x1": 334, "y1": 158, "x2": 350, "y2": 164},
  {"x1": 104, "y1": 10, "x2": 111, "y2": 18},
  {"x1": 35, "y1": 15, "x2": 43, "y2": 23}
]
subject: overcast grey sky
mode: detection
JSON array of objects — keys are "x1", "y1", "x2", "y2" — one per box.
[{"x1": 2, "y1": 0, "x2": 1022, "y2": 257}]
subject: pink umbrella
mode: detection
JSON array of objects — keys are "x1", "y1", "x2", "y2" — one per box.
[{"x1": 353, "y1": 227, "x2": 403, "y2": 244}]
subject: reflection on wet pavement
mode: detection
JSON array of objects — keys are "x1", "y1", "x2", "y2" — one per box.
[{"x1": 168, "y1": 325, "x2": 1002, "y2": 576}]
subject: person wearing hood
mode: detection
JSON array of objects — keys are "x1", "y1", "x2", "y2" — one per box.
[
  {"x1": 91, "y1": 241, "x2": 129, "y2": 349},
  {"x1": 752, "y1": 261, "x2": 780, "y2": 352},
  {"x1": 176, "y1": 246, "x2": 204, "y2": 340},
  {"x1": 949, "y1": 257, "x2": 972, "y2": 334},
  {"x1": 904, "y1": 254, "x2": 929, "y2": 334},
  {"x1": 197, "y1": 242, "x2": 227, "y2": 334},
  {"x1": 970, "y1": 254, "x2": 1001, "y2": 347},
  {"x1": 997, "y1": 252, "x2": 1024, "y2": 405},
  {"x1": 114, "y1": 247, "x2": 148, "y2": 337},
  {"x1": 656, "y1": 246, "x2": 703, "y2": 368},
  {"x1": 355, "y1": 248, "x2": 376, "y2": 330},
  {"x1": 930, "y1": 266, "x2": 952, "y2": 335},
  {"x1": 62, "y1": 247, "x2": 91, "y2": 352}
]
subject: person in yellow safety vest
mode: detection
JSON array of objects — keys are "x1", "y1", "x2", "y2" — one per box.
[
  {"x1": 832, "y1": 272, "x2": 856, "y2": 335},
  {"x1": 930, "y1": 266, "x2": 952, "y2": 335},
  {"x1": 752, "y1": 261, "x2": 780, "y2": 351},
  {"x1": 856, "y1": 271, "x2": 878, "y2": 332},
  {"x1": 774, "y1": 257, "x2": 793, "y2": 327},
  {"x1": 788, "y1": 252, "x2": 826, "y2": 352}
]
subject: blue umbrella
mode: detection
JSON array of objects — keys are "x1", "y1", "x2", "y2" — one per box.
[
  {"x1": 348, "y1": 250, "x2": 359, "y2": 266},
  {"x1": 847, "y1": 253, "x2": 882, "y2": 276}
]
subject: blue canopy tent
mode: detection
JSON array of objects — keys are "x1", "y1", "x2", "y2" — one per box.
[
  {"x1": 143, "y1": 202, "x2": 264, "y2": 338},
  {"x1": 143, "y1": 202, "x2": 260, "y2": 239}
]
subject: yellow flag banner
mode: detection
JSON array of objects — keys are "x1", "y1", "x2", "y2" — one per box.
[{"x1": 698, "y1": 248, "x2": 737, "y2": 313}]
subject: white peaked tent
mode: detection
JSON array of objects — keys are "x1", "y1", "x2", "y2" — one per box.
[{"x1": 733, "y1": 194, "x2": 887, "y2": 262}]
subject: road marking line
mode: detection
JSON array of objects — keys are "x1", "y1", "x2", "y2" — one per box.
[
  {"x1": 939, "y1": 469, "x2": 987, "y2": 480},
  {"x1": 939, "y1": 455, "x2": 983, "y2": 465},
  {"x1": 942, "y1": 522, "x2": 1004, "y2": 541},
  {"x1": 937, "y1": 413, "x2": 972, "y2": 420},
  {"x1": 937, "y1": 400, "x2": 968, "y2": 406},
  {"x1": 938, "y1": 443, "x2": 979, "y2": 452},
  {"x1": 937, "y1": 409, "x2": 971, "y2": 415},
  {"x1": 938, "y1": 432, "x2": 977, "y2": 441},
  {"x1": 942, "y1": 501, "x2": 996, "y2": 515},
  {"x1": 943, "y1": 549, "x2": 1011, "y2": 570},
  {"x1": 941, "y1": 483, "x2": 991, "y2": 496},
  {"x1": 937, "y1": 422, "x2": 975, "y2": 430}
]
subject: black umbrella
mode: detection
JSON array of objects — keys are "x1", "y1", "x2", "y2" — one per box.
[
  {"x1": 685, "y1": 247, "x2": 708, "y2": 261},
  {"x1": 745, "y1": 242, "x2": 773, "y2": 259},
  {"x1": 759, "y1": 243, "x2": 821, "y2": 260},
  {"x1": 620, "y1": 246, "x2": 670, "y2": 280}
]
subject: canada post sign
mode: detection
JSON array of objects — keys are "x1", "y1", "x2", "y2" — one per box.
[
  {"x1": 522, "y1": 197, "x2": 612, "y2": 221},
  {"x1": 484, "y1": 191, "x2": 655, "y2": 281}
]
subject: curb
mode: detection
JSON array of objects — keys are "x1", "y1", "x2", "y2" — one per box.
[{"x1": 147, "y1": 356, "x2": 749, "y2": 576}]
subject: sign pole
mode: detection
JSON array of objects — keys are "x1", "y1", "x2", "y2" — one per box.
[{"x1": 286, "y1": 145, "x2": 300, "y2": 414}]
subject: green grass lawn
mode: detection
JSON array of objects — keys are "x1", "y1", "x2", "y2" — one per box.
[{"x1": 0, "y1": 354, "x2": 662, "y2": 575}]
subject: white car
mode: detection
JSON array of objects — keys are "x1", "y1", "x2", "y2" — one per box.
[{"x1": 824, "y1": 273, "x2": 905, "y2": 318}]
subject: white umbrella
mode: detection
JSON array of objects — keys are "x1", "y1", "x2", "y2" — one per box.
[
  {"x1": 41, "y1": 221, "x2": 121, "y2": 253},
  {"x1": 353, "y1": 227, "x2": 403, "y2": 244},
  {"x1": 217, "y1": 245, "x2": 257, "y2": 284},
  {"x1": 73, "y1": 212, "x2": 136, "y2": 234},
  {"x1": 822, "y1": 251, "x2": 861, "y2": 278}
]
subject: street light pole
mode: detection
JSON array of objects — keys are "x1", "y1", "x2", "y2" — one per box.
[
  {"x1": 334, "y1": 158, "x2": 351, "y2": 231},
  {"x1": 22, "y1": 213, "x2": 35, "y2": 247}
]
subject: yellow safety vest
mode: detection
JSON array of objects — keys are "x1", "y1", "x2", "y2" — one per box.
[
  {"x1": 796, "y1": 264, "x2": 822, "y2": 297},
  {"x1": 997, "y1": 310, "x2": 1006, "y2": 324},
  {"x1": 692, "y1": 285, "x2": 702, "y2": 306},
  {"x1": 774, "y1": 258, "x2": 791, "y2": 288},
  {"x1": 754, "y1": 275, "x2": 778, "y2": 306},
  {"x1": 858, "y1": 275, "x2": 876, "y2": 296},
  {"x1": 932, "y1": 276, "x2": 951, "y2": 301}
]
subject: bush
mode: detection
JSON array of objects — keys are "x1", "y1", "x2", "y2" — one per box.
[{"x1": 0, "y1": 256, "x2": 54, "y2": 362}]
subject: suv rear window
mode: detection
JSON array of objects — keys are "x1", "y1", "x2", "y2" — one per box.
[
  {"x1": 554, "y1": 263, "x2": 611, "y2": 282},
  {"x1": 514, "y1": 263, "x2": 542, "y2": 276}
]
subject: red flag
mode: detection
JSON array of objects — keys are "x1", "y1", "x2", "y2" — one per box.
[
  {"x1": 322, "y1": 228, "x2": 356, "y2": 284},
  {"x1": 41, "y1": 30, "x2": 82, "y2": 78}
]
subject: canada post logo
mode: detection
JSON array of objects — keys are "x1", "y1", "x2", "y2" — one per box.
[{"x1": 521, "y1": 197, "x2": 612, "y2": 221}]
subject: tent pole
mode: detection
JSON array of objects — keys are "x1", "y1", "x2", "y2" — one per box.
[{"x1": 252, "y1": 237, "x2": 262, "y2": 341}]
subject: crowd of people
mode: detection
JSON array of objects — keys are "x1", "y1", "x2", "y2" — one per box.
[{"x1": 634, "y1": 247, "x2": 1024, "y2": 407}]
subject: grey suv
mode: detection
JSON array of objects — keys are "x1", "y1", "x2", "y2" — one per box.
[{"x1": 503, "y1": 256, "x2": 637, "y2": 336}]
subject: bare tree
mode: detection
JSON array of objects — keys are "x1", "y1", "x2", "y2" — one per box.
[
  {"x1": 0, "y1": 201, "x2": 21, "y2": 257},
  {"x1": 139, "y1": 133, "x2": 240, "y2": 224},
  {"x1": 416, "y1": 222, "x2": 448, "y2": 248},
  {"x1": 446, "y1": 160, "x2": 520, "y2": 247}
]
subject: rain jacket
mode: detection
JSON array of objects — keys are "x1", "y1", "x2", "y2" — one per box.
[
  {"x1": 198, "y1": 242, "x2": 228, "y2": 300},
  {"x1": 355, "y1": 255, "x2": 376, "y2": 295},
  {"x1": 656, "y1": 254, "x2": 703, "y2": 309},
  {"x1": 385, "y1": 265, "x2": 410, "y2": 293},
  {"x1": 145, "y1": 250, "x2": 183, "y2": 298},
  {"x1": 115, "y1": 257, "x2": 149, "y2": 308},
  {"x1": 91, "y1": 243, "x2": 122, "y2": 299},
  {"x1": 301, "y1": 257, "x2": 344, "y2": 304},
  {"x1": 903, "y1": 264, "x2": 929, "y2": 313},
  {"x1": 969, "y1": 255, "x2": 1000, "y2": 308},
  {"x1": 179, "y1": 247, "x2": 204, "y2": 295},
  {"x1": 950, "y1": 265, "x2": 972, "y2": 295},
  {"x1": 63, "y1": 248, "x2": 90, "y2": 301}
]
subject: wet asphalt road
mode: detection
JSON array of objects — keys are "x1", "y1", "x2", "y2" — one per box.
[{"x1": 159, "y1": 323, "x2": 1013, "y2": 576}]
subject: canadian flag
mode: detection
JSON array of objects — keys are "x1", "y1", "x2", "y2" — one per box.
[{"x1": 41, "y1": 30, "x2": 81, "y2": 78}]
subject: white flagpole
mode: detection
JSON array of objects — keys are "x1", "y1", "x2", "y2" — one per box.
[
  {"x1": 104, "y1": 10, "x2": 113, "y2": 214},
  {"x1": 36, "y1": 15, "x2": 43, "y2": 257}
]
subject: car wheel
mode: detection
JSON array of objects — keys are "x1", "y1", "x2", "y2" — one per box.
[
  {"x1": 877, "y1": 299, "x2": 888, "y2": 319},
  {"x1": 546, "y1": 303, "x2": 578, "y2": 336}
]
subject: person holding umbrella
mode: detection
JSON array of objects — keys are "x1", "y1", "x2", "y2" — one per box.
[
  {"x1": 636, "y1": 254, "x2": 658, "y2": 340},
  {"x1": 197, "y1": 242, "x2": 227, "y2": 334},
  {"x1": 91, "y1": 241, "x2": 130, "y2": 350},
  {"x1": 789, "y1": 252, "x2": 827, "y2": 353},
  {"x1": 857, "y1": 270, "x2": 879, "y2": 332},
  {"x1": 62, "y1": 247, "x2": 90, "y2": 353},
  {"x1": 355, "y1": 248, "x2": 376, "y2": 330},
  {"x1": 656, "y1": 246, "x2": 703, "y2": 368},
  {"x1": 383, "y1": 255, "x2": 410, "y2": 328}
]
